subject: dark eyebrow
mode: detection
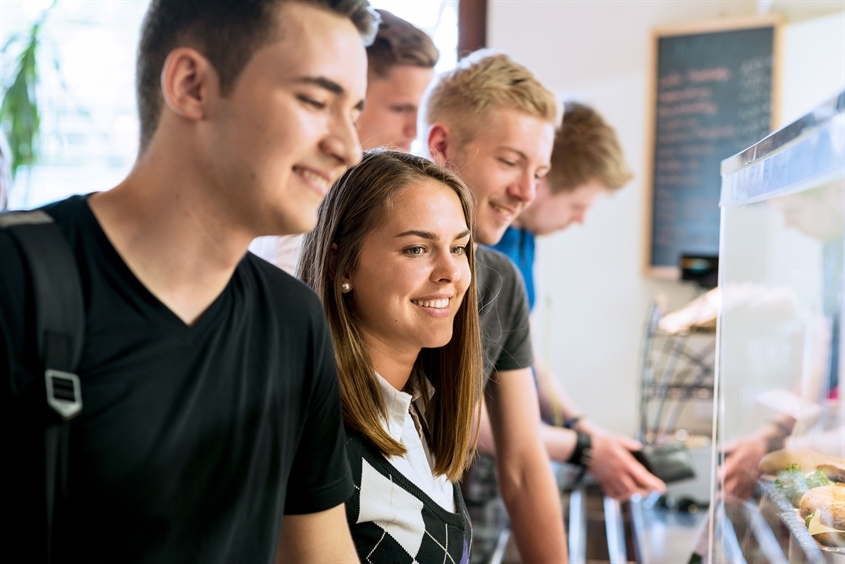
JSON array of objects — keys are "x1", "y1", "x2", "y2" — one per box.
[
  {"x1": 395, "y1": 229, "x2": 472, "y2": 241},
  {"x1": 395, "y1": 230, "x2": 436, "y2": 240},
  {"x1": 297, "y1": 76, "x2": 344, "y2": 94},
  {"x1": 296, "y1": 76, "x2": 365, "y2": 112}
]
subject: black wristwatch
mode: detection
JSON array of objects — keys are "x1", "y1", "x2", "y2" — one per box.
[{"x1": 569, "y1": 431, "x2": 593, "y2": 467}]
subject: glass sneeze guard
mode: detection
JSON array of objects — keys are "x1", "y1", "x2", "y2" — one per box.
[{"x1": 711, "y1": 91, "x2": 845, "y2": 563}]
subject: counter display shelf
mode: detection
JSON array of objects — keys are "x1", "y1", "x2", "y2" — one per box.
[
  {"x1": 639, "y1": 300, "x2": 715, "y2": 436},
  {"x1": 710, "y1": 91, "x2": 845, "y2": 563}
]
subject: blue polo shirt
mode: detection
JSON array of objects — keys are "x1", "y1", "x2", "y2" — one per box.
[{"x1": 489, "y1": 226, "x2": 536, "y2": 311}]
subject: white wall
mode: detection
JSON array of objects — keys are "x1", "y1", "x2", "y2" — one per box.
[
  {"x1": 487, "y1": 1, "x2": 845, "y2": 435},
  {"x1": 780, "y1": 11, "x2": 845, "y2": 124}
]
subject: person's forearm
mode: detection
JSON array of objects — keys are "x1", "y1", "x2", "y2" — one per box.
[
  {"x1": 573, "y1": 416, "x2": 598, "y2": 435},
  {"x1": 276, "y1": 506, "x2": 360, "y2": 564},
  {"x1": 485, "y1": 366, "x2": 568, "y2": 561},
  {"x1": 539, "y1": 422, "x2": 578, "y2": 462},
  {"x1": 497, "y1": 451, "x2": 568, "y2": 563},
  {"x1": 535, "y1": 361, "x2": 584, "y2": 424},
  {"x1": 476, "y1": 401, "x2": 497, "y2": 456},
  {"x1": 481, "y1": 403, "x2": 579, "y2": 462}
]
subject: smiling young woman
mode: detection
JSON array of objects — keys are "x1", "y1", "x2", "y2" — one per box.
[{"x1": 299, "y1": 149, "x2": 483, "y2": 563}]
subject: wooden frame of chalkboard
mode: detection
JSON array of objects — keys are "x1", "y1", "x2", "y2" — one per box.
[{"x1": 643, "y1": 16, "x2": 782, "y2": 278}]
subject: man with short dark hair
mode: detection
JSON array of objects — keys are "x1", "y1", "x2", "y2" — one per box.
[
  {"x1": 1, "y1": 1, "x2": 377, "y2": 561},
  {"x1": 251, "y1": 8, "x2": 438, "y2": 272},
  {"x1": 356, "y1": 9, "x2": 438, "y2": 152}
]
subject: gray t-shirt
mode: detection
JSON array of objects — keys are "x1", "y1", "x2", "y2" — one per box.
[{"x1": 475, "y1": 246, "x2": 534, "y2": 383}]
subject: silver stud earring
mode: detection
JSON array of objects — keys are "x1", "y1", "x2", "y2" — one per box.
[{"x1": 341, "y1": 282, "x2": 351, "y2": 293}]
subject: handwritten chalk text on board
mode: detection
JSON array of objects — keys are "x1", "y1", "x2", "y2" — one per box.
[{"x1": 648, "y1": 24, "x2": 776, "y2": 270}]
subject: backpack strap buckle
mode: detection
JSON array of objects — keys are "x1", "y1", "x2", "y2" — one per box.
[{"x1": 45, "y1": 369, "x2": 82, "y2": 420}]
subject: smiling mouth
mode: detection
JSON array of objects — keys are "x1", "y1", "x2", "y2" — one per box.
[
  {"x1": 490, "y1": 202, "x2": 516, "y2": 219},
  {"x1": 294, "y1": 166, "x2": 331, "y2": 194},
  {"x1": 411, "y1": 298, "x2": 449, "y2": 309}
]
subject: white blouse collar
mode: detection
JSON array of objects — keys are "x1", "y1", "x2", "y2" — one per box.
[
  {"x1": 374, "y1": 373, "x2": 412, "y2": 442},
  {"x1": 374, "y1": 372, "x2": 435, "y2": 442}
]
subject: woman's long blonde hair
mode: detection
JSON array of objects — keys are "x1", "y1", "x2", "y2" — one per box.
[{"x1": 299, "y1": 150, "x2": 482, "y2": 481}]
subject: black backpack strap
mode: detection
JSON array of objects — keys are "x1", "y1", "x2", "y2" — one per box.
[
  {"x1": 0, "y1": 209, "x2": 85, "y2": 563},
  {"x1": 0, "y1": 210, "x2": 85, "y2": 375}
]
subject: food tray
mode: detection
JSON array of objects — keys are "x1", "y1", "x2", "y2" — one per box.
[{"x1": 761, "y1": 481, "x2": 843, "y2": 560}]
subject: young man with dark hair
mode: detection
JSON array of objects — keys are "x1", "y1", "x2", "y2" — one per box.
[
  {"x1": 251, "y1": 8, "x2": 438, "y2": 272},
  {"x1": 355, "y1": 9, "x2": 438, "y2": 152},
  {"x1": 1, "y1": 1, "x2": 377, "y2": 562}
]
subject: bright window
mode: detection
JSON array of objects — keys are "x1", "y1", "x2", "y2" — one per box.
[
  {"x1": 0, "y1": 1, "x2": 458, "y2": 210},
  {"x1": 368, "y1": 0, "x2": 458, "y2": 74},
  {"x1": 1, "y1": 1, "x2": 148, "y2": 209}
]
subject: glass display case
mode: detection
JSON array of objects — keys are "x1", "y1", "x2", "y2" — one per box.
[{"x1": 710, "y1": 91, "x2": 845, "y2": 563}]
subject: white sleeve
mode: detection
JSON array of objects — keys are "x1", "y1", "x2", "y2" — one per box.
[{"x1": 248, "y1": 235, "x2": 303, "y2": 276}]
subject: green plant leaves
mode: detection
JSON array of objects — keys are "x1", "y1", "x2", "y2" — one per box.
[
  {"x1": 1, "y1": 24, "x2": 41, "y2": 179},
  {"x1": 0, "y1": 0, "x2": 57, "y2": 181}
]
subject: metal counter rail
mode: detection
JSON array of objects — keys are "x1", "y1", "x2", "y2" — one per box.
[
  {"x1": 486, "y1": 484, "x2": 589, "y2": 564},
  {"x1": 485, "y1": 485, "x2": 635, "y2": 563},
  {"x1": 605, "y1": 496, "x2": 628, "y2": 564},
  {"x1": 488, "y1": 527, "x2": 511, "y2": 564},
  {"x1": 630, "y1": 494, "x2": 709, "y2": 563},
  {"x1": 716, "y1": 501, "x2": 747, "y2": 564},
  {"x1": 744, "y1": 498, "x2": 789, "y2": 563},
  {"x1": 568, "y1": 485, "x2": 587, "y2": 563}
]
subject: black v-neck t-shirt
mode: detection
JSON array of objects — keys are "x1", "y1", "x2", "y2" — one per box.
[{"x1": 0, "y1": 195, "x2": 352, "y2": 563}]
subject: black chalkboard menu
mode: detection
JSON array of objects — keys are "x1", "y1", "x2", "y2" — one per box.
[{"x1": 644, "y1": 17, "x2": 780, "y2": 276}]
